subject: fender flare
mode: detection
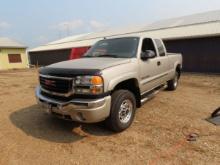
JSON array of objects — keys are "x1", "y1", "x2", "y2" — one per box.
[{"x1": 107, "y1": 72, "x2": 139, "y2": 91}]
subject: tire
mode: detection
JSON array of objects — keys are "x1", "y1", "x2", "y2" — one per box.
[
  {"x1": 105, "y1": 90, "x2": 136, "y2": 132},
  {"x1": 167, "y1": 72, "x2": 179, "y2": 91}
]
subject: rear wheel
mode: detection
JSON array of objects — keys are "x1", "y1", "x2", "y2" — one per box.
[
  {"x1": 167, "y1": 72, "x2": 179, "y2": 91},
  {"x1": 105, "y1": 90, "x2": 136, "y2": 132}
]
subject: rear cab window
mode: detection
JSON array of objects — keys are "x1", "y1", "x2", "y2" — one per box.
[{"x1": 154, "y1": 39, "x2": 166, "y2": 56}]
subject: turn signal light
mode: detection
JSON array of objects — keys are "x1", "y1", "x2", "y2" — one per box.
[{"x1": 91, "y1": 76, "x2": 103, "y2": 85}]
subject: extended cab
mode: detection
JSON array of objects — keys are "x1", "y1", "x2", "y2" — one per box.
[{"x1": 36, "y1": 36, "x2": 182, "y2": 132}]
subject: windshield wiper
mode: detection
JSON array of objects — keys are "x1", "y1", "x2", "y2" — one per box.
[
  {"x1": 82, "y1": 54, "x2": 119, "y2": 58},
  {"x1": 82, "y1": 55, "x2": 94, "y2": 58},
  {"x1": 97, "y1": 54, "x2": 118, "y2": 58}
]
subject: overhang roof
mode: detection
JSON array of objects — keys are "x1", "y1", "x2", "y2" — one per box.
[{"x1": 0, "y1": 37, "x2": 27, "y2": 49}]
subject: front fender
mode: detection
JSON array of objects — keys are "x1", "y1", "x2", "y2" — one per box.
[{"x1": 107, "y1": 72, "x2": 139, "y2": 91}]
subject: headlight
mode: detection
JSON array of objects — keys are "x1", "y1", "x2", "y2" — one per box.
[{"x1": 73, "y1": 76, "x2": 104, "y2": 95}]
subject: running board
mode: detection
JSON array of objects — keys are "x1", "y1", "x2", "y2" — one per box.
[{"x1": 141, "y1": 84, "x2": 167, "y2": 105}]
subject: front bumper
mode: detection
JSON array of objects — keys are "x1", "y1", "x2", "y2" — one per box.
[{"x1": 35, "y1": 86, "x2": 111, "y2": 123}]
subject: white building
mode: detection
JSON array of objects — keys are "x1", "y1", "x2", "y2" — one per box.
[{"x1": 29, "y1": 10, "x2": 220, "y2": 73}]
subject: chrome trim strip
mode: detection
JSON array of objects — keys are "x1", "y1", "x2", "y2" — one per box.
[
  {"x1": 36, "y1": 86, "x2": 106, "y2": 109},
  {"x1": 40, "y1": 74, "x2": 74, "y2": 80},
  {"x1": 141, "y1": 75, "x2": 150, "y2": 80},
  {"x1": 40, "y1": 87, "x2": 74, "y2": 97},
  {"x1": 142, "y1": 73, "x2": 168, "y2": 85}
]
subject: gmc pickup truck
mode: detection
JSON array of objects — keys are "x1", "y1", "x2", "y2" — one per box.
[{"x1": 36, "y1": 36, "x2": 182, "y2": 132}]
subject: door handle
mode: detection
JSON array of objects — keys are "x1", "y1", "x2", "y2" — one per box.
[{"x1": 157, "y1": 61, "x2": 161, "y2": 66}]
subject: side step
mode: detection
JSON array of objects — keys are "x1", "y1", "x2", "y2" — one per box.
[{"x1": 141, "y1": 84, "x2": 167, "y2": 105}]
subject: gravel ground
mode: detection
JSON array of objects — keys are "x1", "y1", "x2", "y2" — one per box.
[{"x1": 0, "y1": 69, "x2": 219, "y2": 165}]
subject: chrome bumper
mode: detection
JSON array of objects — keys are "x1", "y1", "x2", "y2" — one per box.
[{"x1": 35, "y1": 86, "x2": 111, "y2": 123}]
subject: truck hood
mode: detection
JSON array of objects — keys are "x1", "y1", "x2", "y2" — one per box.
[{"x1": 48, "y1": 58, "x2": 131, "y2": 70}]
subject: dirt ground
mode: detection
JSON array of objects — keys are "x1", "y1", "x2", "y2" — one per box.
[{"x1": 0, "y1": 69, "x2": 219, "y2": 165}]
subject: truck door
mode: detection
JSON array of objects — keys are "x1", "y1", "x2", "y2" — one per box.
[
  {"x1": 139, "y1": 38, "x2": 162, "y2": 93},
  {"x1": 154, "y1": 39, "x2": 170, "y2": 84}
]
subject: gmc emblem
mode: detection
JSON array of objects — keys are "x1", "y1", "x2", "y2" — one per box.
[{"x1": 44, "y1": 80, "x2": 56, "y2": 87}]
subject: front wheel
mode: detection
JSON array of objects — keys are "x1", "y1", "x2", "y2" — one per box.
[
  {"x1": 167, "y1": 72, "x2": 179, "y2": 91},
  {"x1": 105, "y1": 90, "x2": 136, "y2": 132}
]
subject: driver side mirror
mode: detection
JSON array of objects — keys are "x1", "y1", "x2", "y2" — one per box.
[{"x1": 141, "y1": 50, "x2": 156, "y2": 61}]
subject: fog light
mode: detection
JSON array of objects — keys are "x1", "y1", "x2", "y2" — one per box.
[
  {"x1": 77, "y1": 112, "x2": 86, "y2": 121},
  {"x1": 58, "y1": 105, "x2": 63, "y2": 110}
]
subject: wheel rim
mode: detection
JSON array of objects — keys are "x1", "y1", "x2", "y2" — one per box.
[
  {"x1": 118, "y1": 99, "x2": 133, "y2": 124},
  {"x1": 174, "y1": 74, "x2": 178, "y2": 87}
]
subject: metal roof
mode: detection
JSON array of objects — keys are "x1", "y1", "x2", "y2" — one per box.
[
  {"x1": 144, "y1": 10, "x2": 220, "y2": 30},
  {"x1": 0, "y1": 37, "x2": 27, "y2": 49},
  {"x1": 29, "y1": 38, "x2": 101, "y2": 52},
  {"x1": 29, "y1": 10, "x2": 220, "y2": 52},
  {"x1": 46, "y1": 33, "x2": 92, "y2": 45}
]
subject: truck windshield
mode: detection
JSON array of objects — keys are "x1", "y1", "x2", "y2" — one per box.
[{"x1": 84, "y1": 37, "x2": 139, "y2": 58}]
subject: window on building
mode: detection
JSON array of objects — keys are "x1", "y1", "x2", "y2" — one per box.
[{"x1": 8, "y1": 54, "x2": 22, "y2": 63}]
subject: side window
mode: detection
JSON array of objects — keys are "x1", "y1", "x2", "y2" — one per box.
[
  {"x1": 141, "y1": 38, "x2": 157, "y2": 57},
  {"x1": 154, "y1": 39, "x2": 166, "y2": 56}
]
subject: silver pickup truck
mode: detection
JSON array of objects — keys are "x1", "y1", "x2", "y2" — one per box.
[{"x1": 36, "y1": 36, "x2": 182, "y2": 132}]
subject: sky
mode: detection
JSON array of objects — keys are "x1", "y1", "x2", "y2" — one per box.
[{"x1": 0, "y1": 0, "x2": 220, "y2": 48}]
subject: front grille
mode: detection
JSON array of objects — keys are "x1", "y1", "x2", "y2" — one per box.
[
  {"x1": 40, "y1": 75, "x2": 73, "y2": 94},
  {"x1": 40, "y1": 91, "x2": 75, "y2": 101}
]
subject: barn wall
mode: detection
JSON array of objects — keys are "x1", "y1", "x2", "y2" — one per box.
[
  {"x1": 29, "y1": 36, "x2": 220, "y2": 73},
  {"x1": 29, "y1": 49, "x2": 71, "y2": 66},
  {"x1": 164, "y1": 36, "x2": 220, "y2": 73}
]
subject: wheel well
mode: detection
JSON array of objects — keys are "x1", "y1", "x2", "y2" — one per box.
[
  {"x1": 176, "y1": 64, "x2": 181, "y2": 78},
  {"x1": 113, "y1": 79, "x2": 141, "y2": 108}
]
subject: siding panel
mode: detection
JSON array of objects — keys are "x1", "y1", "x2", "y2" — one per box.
[
  {"x1": 29, "y1": 49, "x2": 71, "y2": 66},
  {"x1": 164, "y1": 37, "x2": 220, "y2": 73}
]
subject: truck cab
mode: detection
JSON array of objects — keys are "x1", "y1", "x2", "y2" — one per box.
[{"x1": 36, "y1": 35, "x2": 182, "y2": 132}]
